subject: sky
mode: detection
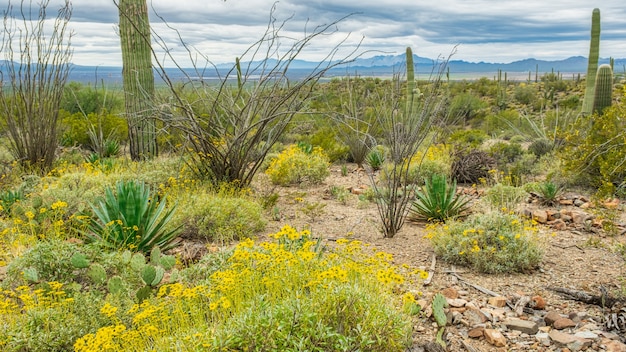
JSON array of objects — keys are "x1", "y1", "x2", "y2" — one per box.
[{"x1": 3, "y1": 0, "x2": 626, "y2": 67}]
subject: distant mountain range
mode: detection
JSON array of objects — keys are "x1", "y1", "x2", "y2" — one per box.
[{"x1": 21, "y1": 54, "x2": 626, "y2": 83}]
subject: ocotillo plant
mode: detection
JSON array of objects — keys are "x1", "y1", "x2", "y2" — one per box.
[
  {"x1": 118, "y1": 0, "x2": 157, "y2": 160},
  {"x1": 592, "y1": 64, "x2": 613, "y2": 115},
  {"x1": 582, "y1": 8, "x2": 600, "y2": 115}
]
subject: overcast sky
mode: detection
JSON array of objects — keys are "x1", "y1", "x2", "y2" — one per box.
[{"x1": 4, "y1": 0, "x2": 626, "y2": 67}]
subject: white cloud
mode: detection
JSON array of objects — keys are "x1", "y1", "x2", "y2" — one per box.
[{"x1": 3, "y1": 0, "x2": 625, "y2": 67}]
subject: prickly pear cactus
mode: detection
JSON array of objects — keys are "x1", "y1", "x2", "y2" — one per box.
[
  {"x1": 131, "y1": 252, "x2": 146, "y2": 271},
  {"x1": 150, "y1": 247, "x2": 162, "y2": 266},
  {"x1": 136, "y1": 286, "x2": 152, "y2": 303},
  {"x1": 87, "y1": 264, "x2": 107, "y2": 285},
  {"x1": 432, "y1": 293, "x2": 448, "y2": 327},
  {"x1": 107, "y1": 275, "x2": 127, "y2": 295},
  {"x1": 141, "y1": 265, "x2": 156, "y2": 286},
  {"x1": 71, "y1": 252, "x2": 90, "y2": 269},
  {"x1": 159, "y1": 255, "x2": 176, "y2": 270}
]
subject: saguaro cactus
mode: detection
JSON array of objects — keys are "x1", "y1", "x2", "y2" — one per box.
[
  {"x1": 118, "y1": 0, "x2": 157, "y2": 160},
  {"x1": 592, "y1": 64, "x2": 613, "y2": 114},
  {"x1": 582, "y1": 8, "x2": 600, "y2": 115}
]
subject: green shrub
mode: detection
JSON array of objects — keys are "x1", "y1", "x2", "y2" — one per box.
[
  {"x1": 536, "y1": 181, "x2": 563, "y2": 206},
  {"x1": 528, "y1": 138, "x2": 553, "y2": 158},
  {"x1": 409, "y1": 174, "x2": 470, "y2": 222},
  {"x1": 71, "y1": 227, "x2": 419, "y2": 351},
  {"x1": 561, "y1": 97, "x2": 626, "y2": 195},
  {"x1": 308, "y1": 126, "x2": 350, "y2": 162},
  {"x1": 173, "y1": 191, "x2": 266, "y2": 243},
  {"x1": 484, "y1": 183, "x2": 527, "y2": 211},
  {"x1": 426, "y1": 211, "x2": 544, "y2": 273},
  {"x1": 380, "y1": 144, "x2": 451, "y2": 186},
  {"x1": 448, "y1": 129, "x2": 488, "y2": 148},
  {"x1": 489, "y1": 141, "x2": 525, "y2": 166},
  {"x1": 59, "y1": 110, "x2": 127, "y2": 149},
  {"x1": 513, "y1": 83, "x2": 538, "y2": 105},
  {"x1": 448, "y1": 92, "x2": 485, "y2": 122},
  {"x1": 266, "y1": 144, "x2": 330, "y2": 185},
  {"x1": 87, "y1": 180, "x2": 182, "y2": 254}
]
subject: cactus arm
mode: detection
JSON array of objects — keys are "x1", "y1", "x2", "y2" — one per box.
[{"x1": 592, "y1": 64, "x2": 613, "y2": 114}]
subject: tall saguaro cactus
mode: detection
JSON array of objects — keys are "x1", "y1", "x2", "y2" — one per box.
[
  {"x1": 582, "y1": 8, "x2": 600, "y2": 115},
  {"x1": 118, "y1": 0, "x2": 157, "y2": 160},
  {"x1": 592, "y1": 64, "x2": 613, "y2": 114}
]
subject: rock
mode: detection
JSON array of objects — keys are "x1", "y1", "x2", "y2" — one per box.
[
  {"x1": 532, "y1": 210, "x2": 548, "y2": 224},
  {"x1": 574, "y1": 331, "x2": 598, "y2": 339},
  {"x1": 574, "y1": 199, "x2": 585, "y2": 207},
  {"x1": 553, "y1": 317, "x2": 577, "y2": 330},
  {"x1": 464, "y1": 306, "x2": 489, "y2": 325},
  {"x1": 559, "y1": 199, "x2": 574, "y2": 206},
  {"x1": 447, "y1": 298, "x2": 467, "y2": 308},
  {"x1": 546, "y1": 209, "x2": 560, "y2": 221},
  {"x1": 468, "y1": 327, "x2": 484, "y2": 338},
  {"x1": 504, "y1": 318, "x2": 539, "y2": 334},
  {"x1": 536, "y1": 332, "x2": 551, "y2": 346},
  {"x1": 548, "y1": 219, "x2": 568, "y2": 230},
  {"x1": 549, "y1": 330, "x2": 577, "y2": 345},
  {"x1": 488, "y1": 296, "x2": 508, "y2": 308},
  {"x1": 579, "y1": 202, "x2": 593, "y2": 209},
  {"x1": 568, "y1": 338, "x2": 593, "y2": 351},
  {"x1": 544, "y1": 311, "x2": 563, "y2": 326},
  {"x1": 571, "y1": 211, "x2": 591, "y2": 224},
  {"x1": 531, "y1": 295, "x2": 546, "y2": 310},
  {"x1": 441, "y1": 287, "x2": 458, "y2": 299},
  {"x1": 602, "y1": 339, "x2": 626, "y2": 352},
  {"x1": 484, "y1": 328, "x2": 507, "y2": 347}
]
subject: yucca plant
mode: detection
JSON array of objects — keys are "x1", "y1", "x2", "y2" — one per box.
[
  {"x1": 366, "y1": 148, "x2": 386, "y2": 171},
  {"x1": 87, "y1": 180, "x2": 181, "y2": 254},
  {"x1": 409, "y1": 174, "x2": 471, "y2": 222},
  {"x1": 537, "y1": 181, "x2": 562, "y2": 206}
]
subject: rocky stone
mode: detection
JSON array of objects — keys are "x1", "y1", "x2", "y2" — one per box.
[
  {"x1": 579, "y1": 202, "x2": 593, "y2": 209},
  {"x1": 447, "y1": 298, "x2": 467, "y2": 308},
  {"x1": 532, "y1": 210, "x2": 548, "y2": 224},
  {"x1": 468, "y1": 326, "x2": 484, "y2": 338},
  {"x1": 484, "y1": 328, "x2": 507, "y2": 347},
  {"x1": 549, "y1": 330, "x2": 577, "y2": 345},
  {"x1": 464, "y1": 306, "x2": 489, "y2": 325},
  {"x1": 504, "y1": 318, "x2": 539, "y2": 334},
  {"x1": 544, "y1": 311, "x2": 563, "y2": 326},
  {"x1": 573, "y1": 331, "x2": 598, "y2": 339},
  {"x1": 548, "y1": 219, "x2": 568, "y2": 230},
  {"x1": 602, "y1": 339, "x2": 626, "y2": 352},
  {"x1": 441, "y1": 287, "x2": 458, "y2": 299},
  {"x1": 536, "y1": 332, "x2": 551, "y2": 346},
  {"x1": 604, "y1": 198, "x2": 620, "y2": 209},
  {"x1": 546, "y1": 209, "x2": 560, "y2": 221},
  {"x1": 530, "y1": 295, "x2": 546, "y2": 310},
  {"x1": 559, "y1": 199, "x2": 574, "y2": 206},
  {"x1": 571, "y1": 211, "x2": 591, "y2": 224},
  {"x1": 488, "y1": 296, "x2": 508, "y2": 308},
  {"x1": 574, "y1": 199, "x2": 585, "y2": 207},
  {"x1": 553, "y1": 317, "x2": 577, "y2": 330}
]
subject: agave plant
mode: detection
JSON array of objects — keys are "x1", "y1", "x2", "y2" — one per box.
[
  {"x1": 87, "y1": 180, "x2": 181, "y2": 254},
  {"x1": 409, "y1": 174, "x2": 471, "y2": 222},
  {"x1": 366, "y1": 148, "x2": 386, "y2": 171},
  {"x1": 537, "y1": 181, "x2": 563, "y2": 206}
]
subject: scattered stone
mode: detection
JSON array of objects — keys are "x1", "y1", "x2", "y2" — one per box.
[
  {"x1": 468, "y1": 327, "x2": 484, "y2": 338},
  {"x1": 484, "y1": 328, "x2": 507, "y2": 347},
  {"x1": 544, "y1": 311, "x2": 563, "y2": 326},
  {"x1": 559, "y1": 199, "x2": 574, "y2": 206},
  {"x1": 447, "y1": 298, "x2": 467, "y2": 308},
  {"x1": 488, "y1": 296, "x2": 508, "y2": 308},
  {"x1": 504, "y1": 318, "x2": 539, "y2": 335},
  {"x1": 602, "y1": 339, "x2": 626, "y2": 352},
  {"x1": 549, "y1": 330, "x2": 577, "y2": 345},
  {"x1": 579, "y1": 202, "x2": 593, "y2": 209},
  {"x1": 548, "y1": 219, "x2": 568, "y2": 230},
  {"x1": 604, "y1": 198, "x2": 620, "y2": 209},
  {"x1": 532, "y1": 210, "x2": 548, "y2": 224},
  {"x1": 464, "y1": 306, "x2": 489, "y2": 325},
  {"x1": 571, "y1": 211, "x2": 591, "y2": 224},
  {"x1": 574, "y1": 199, "x2": 585, "y2": 207},
  {"x1": 536, "y1": 332, "x2": 551, "y2": 346},
  {"x1": 574, "y1": 331, "x2": 598, "y2": 339},
  {"x1": 530, "y1": 295, "x2": 546, "y2": 310},
  {"x1": 441, "y1": 287, "x2": 458, "y2": 299},
  {"x1": 553, "y1": 317, "x2": 577, "y2": 330}
]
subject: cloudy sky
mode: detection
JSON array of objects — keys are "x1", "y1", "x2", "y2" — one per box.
[{"x1": 5, "y1": 0, "x2": 626, "y2": 67}]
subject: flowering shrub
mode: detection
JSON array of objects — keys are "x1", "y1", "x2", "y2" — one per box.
[
  {"x1": 425, "y1": 211, "x2": 545, "y2": 273},
  {"x1": 71, "y1": 225, "x2": 423, "y2": 351},
  {"x1": 265, "y1": 144, "x2": 330, "y2": 185},
  {"x1": 381, "y1": 144, "x2": 451, "y2": 185}
]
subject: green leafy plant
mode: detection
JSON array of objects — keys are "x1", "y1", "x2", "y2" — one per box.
[
  {"x1": 86, "y1": 180, "x2": 182, "y2": 254},
  {"x1": 365, "y1": 147, "x2": 386, "y2": 171},
  {"x1": 536, "y1": 181, "x2": 563, "y2": 206},
  {"x1": 425, "y1": 211, "x2": 544, "y2": 273},
  {"x1": 265, "y1": 144, "x2": 330, "y2": 185},
  {"x1": 408, "y1": 174, "x2": 471, "y2": 222}
]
